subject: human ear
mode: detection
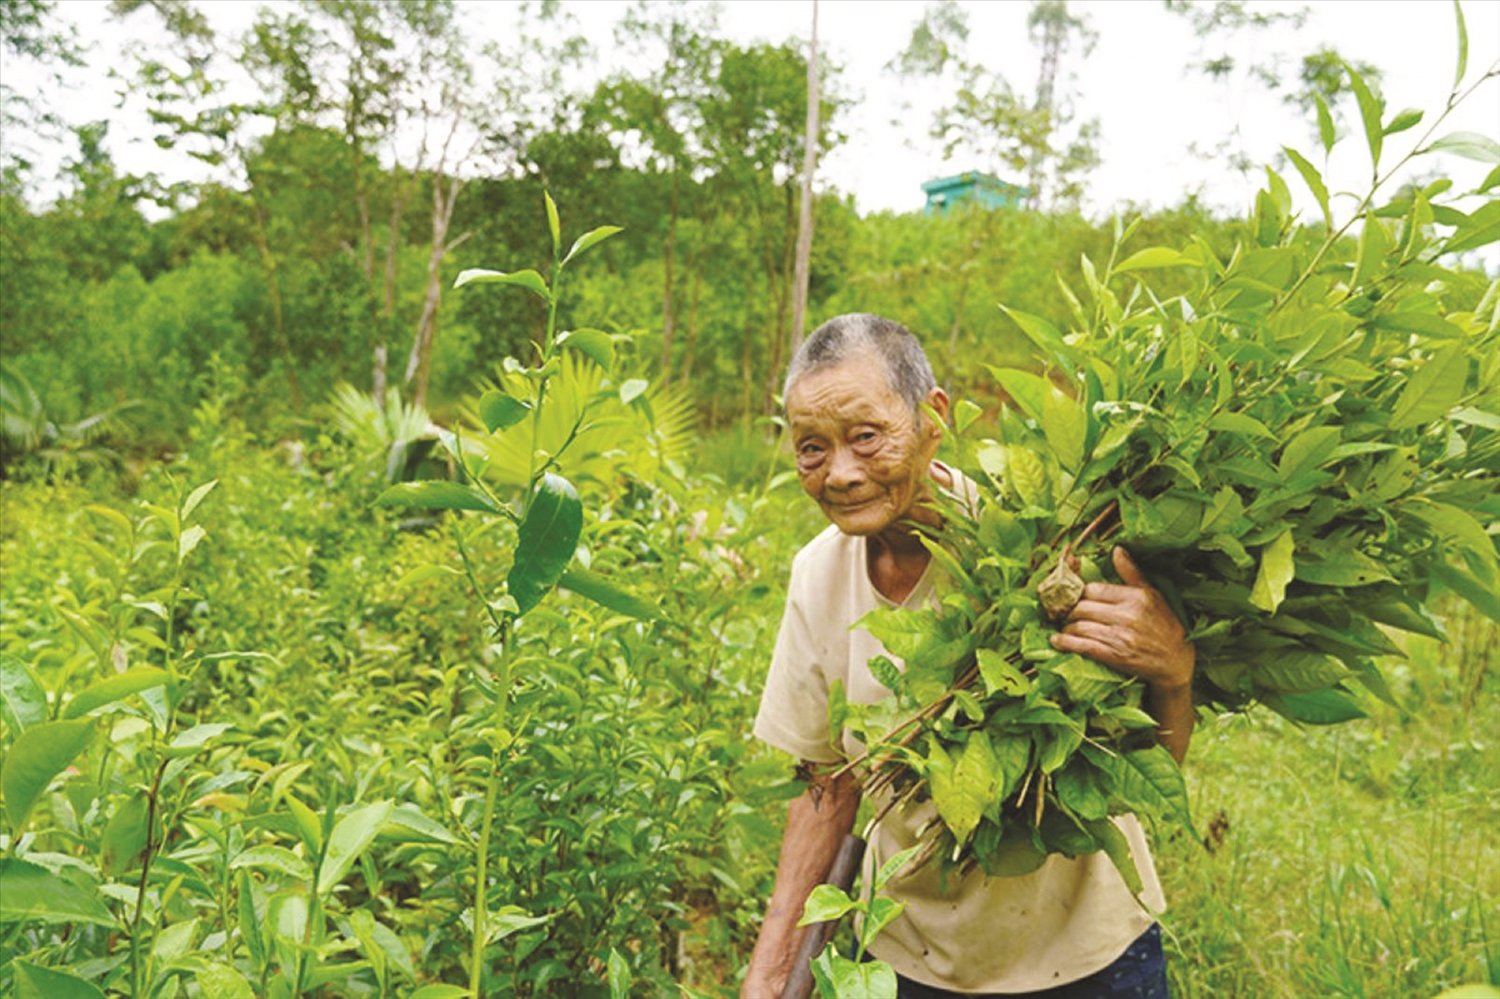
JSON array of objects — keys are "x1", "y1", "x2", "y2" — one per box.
[{"x1": 923, "y1": 387, "x2": 950, "y2": 439}]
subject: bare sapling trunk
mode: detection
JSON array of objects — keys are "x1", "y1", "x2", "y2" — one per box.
[
  {"x1": 660, "y1": 166, "x2": 680, "y2": 380},
  {"x1": 789, "y1": 0, "x2": 819, "y2": 359},
  {"x1": 405, "y1": 118, "x2": 469, "y2": 409}
]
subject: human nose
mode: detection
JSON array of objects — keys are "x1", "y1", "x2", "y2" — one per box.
[{"x1": 825, "y1": 445, "x2": 865, "y2": 490}]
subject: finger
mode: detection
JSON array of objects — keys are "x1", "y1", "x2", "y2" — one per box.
[
  {"x1": 1113, "y1": 545, "x2": 1147, "y2": 587},
  {"x1": 1065, "y1": 598, "x2": 1134, "y2": 626},
  {"x1": 1081, "y1": 581, "x2": 1138, "y2": 604},
  {"x1": 1060, "y1": 619, "x2": 1127, "y2": 648},
  {"x1": 1050, "y1": 631, "x2": 1126, "y2": 668}
]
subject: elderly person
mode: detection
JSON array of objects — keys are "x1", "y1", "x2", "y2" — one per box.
[{"x1": 742, "y1": 314, "x2": 1195, "y2": 998}]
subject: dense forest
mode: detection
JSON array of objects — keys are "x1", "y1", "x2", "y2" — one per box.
[{"x1": 2, "y1": 0, "x2": 1497, "y2": 997}]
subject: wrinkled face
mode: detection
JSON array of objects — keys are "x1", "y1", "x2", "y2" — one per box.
[{"x1": 786, "y1": 354, "x2": 946, "y2": 537}]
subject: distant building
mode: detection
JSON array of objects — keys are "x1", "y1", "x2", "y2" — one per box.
[{"x1": 921, "y1": 172, "x2": 1028, "y2": 214}]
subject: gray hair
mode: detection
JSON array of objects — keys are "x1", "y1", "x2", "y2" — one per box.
[{"x1": 783, "y1": 313, "x2": 937, "y2": 413}]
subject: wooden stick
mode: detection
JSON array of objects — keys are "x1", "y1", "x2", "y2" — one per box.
[{"x1": 780, "y1": 834, "x2": 867, "y2": 999}]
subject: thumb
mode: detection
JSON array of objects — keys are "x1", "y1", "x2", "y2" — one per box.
[{"x1": 1113, "y1": 545, "x2": 1147, "y2": 587}]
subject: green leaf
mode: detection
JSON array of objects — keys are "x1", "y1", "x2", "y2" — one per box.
[
  {"x1": 166, "y1": 722, "x2": 233, "y2": 757},
  {"x1": 1433, "y1": 562, "x2": 1500, "y2": 623},
  {"x1": 797, "y1": 883, "x2": 857, "y2": 926},
  {"x1": 1263, "y1": 689, "x2": 1366, "y2": 725},
  {"x1": 999, "y1": 305, "x2": 1072, "y2": 369},
  {"x1": 1207, "y1": 412, "x2": 1276, "y2": 440},
  {"x1": 1250, "y1": 529, "x2": 1295, "y2": 613},
  {"x1": 62, "y1": 667, "x2": 169, "y2": 720},
  {"x1": 1115, "y1": 247, "x2": 1194, "y2": 271},
  {"x1": 349, "y1": 909, "x2": 415, "y2": 984},
  {"x1": 13, "y1": 962, "x2": 105, "y2": 999},
  {"x1": 1051, "y1": 655, "x2": 1128, "y2": 705},
  {"x1": 563, "y1": 225, "x2": 623, "y2": 265},
  {"x1": 544, "y1": 191, "x2": 560, "y2": 256},
  {"x1": 1453, "y1": 0, "x2": 1469, "y2": 88},
  {"x1": 1111, "y1": 745, "x2": 1195, "y2": 832},
  {"x1": 1087, "y1": 817, "x2": 1144, "y2": 896},
  {"x1": 478, "y1": 390, "x2": 530, "y2": 432},
  {"x1": 556, "y1": 328, "x2": 614, "y2": 369},
  {"x1": 1, "y1": 654, "x2": 48, "y2": 732},
  {"x1": 618, "y1": 378, "x2": 648, "y2": 405},
  {"x1": 3, "y1": 718, "x2": 94, "y2": 828},
  {"x1": 928, "y1": 731, "x2": 1000, "y2": 843},
  {"x1": 1344, "y1": 60, "x2": 1384, "y2": 168},
  {"x1": 812, "y1": 949, "x2": 898, "y2": 999},
  {"x1": 375, "y1": 481, "x2": 500, "y2": 515},
  {"x1": 317, "y1": 800, "x2": 393, "y2": 893},
  {"x1": 1254, "y1": 649, "x2": 1349, "y2": 692},
  {"x1": 1042, "y1": 383, "x2": 1086, "y2": 472},
  {"x1": 1283, "y1": 147, "x2": 1330, "y2": 227},
  {"x1": 0, "y1": 858, "x2": 115, "y2": 926},
  {"x1": 1278, "y1": 426, "x2": 1341, "y2": 482},
  {"x1": 237, "y1": 872, "x2": 263, "y2": 968},
  {"x1": 230, "y1": 845, "x2": 313, "y2": 883},
  {"x1": 558, "y1": 568, "x2": 661, "y2": 620},
  {"x1": 977, "y1": 649, "x2": 1030, "y2": 697},
  {"x1": 953, "y1": 398, "x2": 983, "y2": 433},
  {"x1": 383, "y1": 803, "x2": 460, "y2": 845},
  {"x1": 607, "y1": 948, "x2": 630, "y2": 999},
  {"x1": 178, "y1": 523, "x2": 207, "y2": 561},
  {"x1": 1350, "y1": 214, "x2": 1389, "y2": 290},
  {"x1": 1406, "y1": 501, "x2": 1498, "y2": 573},
  {"x1": 1315, "y1": 95, "x2": 1336, "y2": 156},
  {"x1": 100, "y1": 791, "x2": 151, "y2": 875},
  {"x1": 508, "y1": 473, "x2": 583, "y2": 616},
  {"x1": 1383, "y1": 107, "x2": 1423, "y2": 136},
  {"x1": 408, "y1": 988, "x2": 470, "y2": 999},
  {"x1": 1295, "y1": 550, "x2": 1394, "y2": 587},
  {"x1": 485, "y1": 904, "x2": 552, "y2": 943},
  {"x1": 197, "y1": 964, "x2": 255, "y2": 999},
  {"x1": 453, "y1": 268, "x2": 551, "y2": 302},
  {"x1": 987, "y1": 367, "x2": 1047, "y2": 424},
  {"x1": 181, "y1": 479, "x2": 218, "y2": 520},
  {"x1": 1389, "y1": 344, "x2": 1467, "y2": 429},
  {"x1": 1424, "y1": 131, "x2": 1500, "y2": 164}
]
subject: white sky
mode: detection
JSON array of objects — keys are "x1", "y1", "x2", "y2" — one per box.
[{"x1": 7, "y1": 0, "x2": 1500, "y2": 226}]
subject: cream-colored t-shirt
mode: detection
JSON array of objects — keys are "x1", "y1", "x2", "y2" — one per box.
[{"x1": 753, "y1": 481, "x2": 1166, "y2": 993}]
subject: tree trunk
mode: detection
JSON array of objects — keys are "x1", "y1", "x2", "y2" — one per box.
[
  {"x1": 789, "y1": 0, "x2": 820, "y2": 359},
  {"x1": 659, "y1": 166, "x2": 680, "y2": 380},
  {"x1": 405, "y1": 172, "x2": 464, "y2": 410},
  {"x1": 249, "y1": 192, "x2": 303, "y2": 412},
  {"x1": 765, "y1": 183, "x2": 796, "y2": 415},
  {"x1": 679, "y1": 244, "x2": 705, "y2": 388}
]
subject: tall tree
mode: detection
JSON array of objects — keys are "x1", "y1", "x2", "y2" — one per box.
[
  {"x1": 114, "y1": 0, "x2": 309, "y2": 410},
  {"x1": 789, "y1": 0, "x2": 819, "y2": 358},
  {"x1": 892, "y1": 0, "x2": 1100, "y2": 210},
  {"x1": 599, "y1": 1, "x2": 721, "y2": 381}
]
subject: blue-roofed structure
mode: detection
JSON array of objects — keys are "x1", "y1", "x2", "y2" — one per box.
[{"x1": 921, "y1": 172, "x2": 1028, "y2": 214}]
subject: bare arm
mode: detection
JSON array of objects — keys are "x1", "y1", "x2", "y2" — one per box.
[
  {"x1": 742, "y1": 766, "x2": 862, "y2": 998},
  {"x1": 1051, "y1": 546, "x2": 1196, "y2": 764}
]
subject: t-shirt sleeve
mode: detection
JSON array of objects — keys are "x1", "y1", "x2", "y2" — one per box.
[{"x1": 753, "y1": 574, "x2": 843, "y2": 764}]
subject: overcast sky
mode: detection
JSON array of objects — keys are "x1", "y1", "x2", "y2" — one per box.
[{"x1": 8, "y1": 0, "x2": 1499, "y2": 225}]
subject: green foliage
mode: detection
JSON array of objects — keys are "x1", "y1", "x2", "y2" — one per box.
[{"x1": 844, "y1": 59, "x2": 1499, "y2": 896}]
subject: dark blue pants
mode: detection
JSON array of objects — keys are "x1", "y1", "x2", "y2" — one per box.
[{"x1": 892, "y1": 923, "x2": 1169, "y2": 999}]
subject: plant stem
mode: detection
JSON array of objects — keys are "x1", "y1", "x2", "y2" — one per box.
[{"x1": 469, "y1": 617, "x2": 512, "y2": 998}]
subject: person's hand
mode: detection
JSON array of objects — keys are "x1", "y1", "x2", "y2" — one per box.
[{"x1": 1049, "y1": 546, "x2": 1195, "y2": 691}]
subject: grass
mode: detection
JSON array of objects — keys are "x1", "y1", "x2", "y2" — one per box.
[{"x1": 1159, "y1": 601, "x2": 1499, "y2": 998}]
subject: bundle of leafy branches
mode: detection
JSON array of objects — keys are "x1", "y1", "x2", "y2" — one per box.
[{"x1": 835, "y1": 59, "x2": 1499, "y2": 892}]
